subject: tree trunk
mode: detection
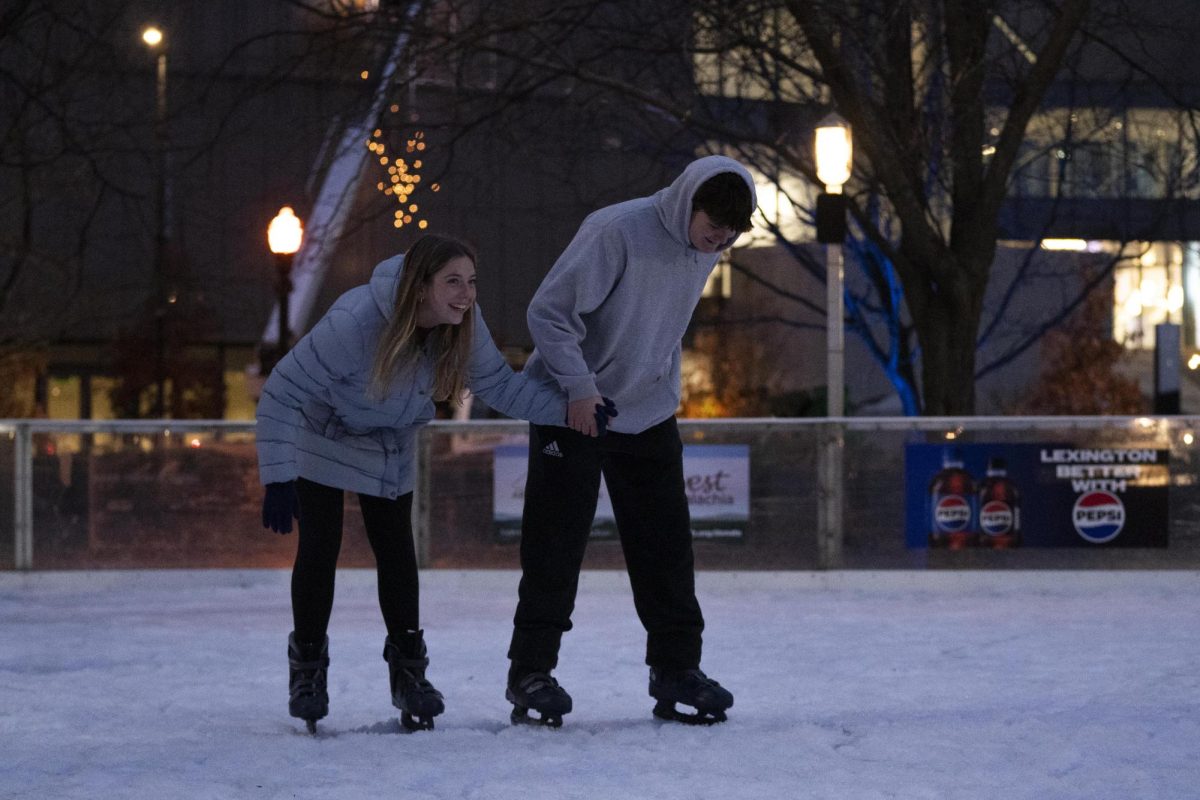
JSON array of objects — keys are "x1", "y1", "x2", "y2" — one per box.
[{"x1": 909, "y1": 252, "x2": 985, "y2": 416}]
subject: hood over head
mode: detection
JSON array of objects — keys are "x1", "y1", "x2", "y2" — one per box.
[{"x1": 653, "y1": 155, "x2": 757, "y2": 248}]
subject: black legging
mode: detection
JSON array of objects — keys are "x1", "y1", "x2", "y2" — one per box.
[{"x1": 291, "y1": 478, "x2": 419, "y2": 643}]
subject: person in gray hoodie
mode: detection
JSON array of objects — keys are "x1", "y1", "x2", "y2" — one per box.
[
  {"x1": 505, "y1": 155, "x2": 756, "y2": 727},
  {"x1": 256, "y1": 234, "x2": 611, "y2": 734}
]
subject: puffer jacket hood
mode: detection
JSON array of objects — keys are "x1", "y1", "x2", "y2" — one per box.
[{"x1": 368, "y1": 253, "x2": 405, "y2": 319}]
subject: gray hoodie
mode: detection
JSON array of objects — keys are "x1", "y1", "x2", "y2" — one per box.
[{"x1": 523, "y1": 155, "x2": 756, "y2": 434}]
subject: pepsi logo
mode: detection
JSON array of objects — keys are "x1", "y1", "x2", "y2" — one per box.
[
  {"x1": 979, "y1": 500, "x2": 1013, "y2": 536},
  {"x1": 933, "y1": 495, "x2": 971, "y2": 532},
  {"x1": 1072, "y1": 491, "x2": 1125, "y2": 544}
]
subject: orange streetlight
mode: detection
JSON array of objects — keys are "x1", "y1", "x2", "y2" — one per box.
[
  {"x1": 268, "y1": 206, "x2": 304, "y2": 256},
  {"x1": 263, "y1": 207, "x2": 304, "y2": 375},
  {"x1": 141, "y1": 26, "x2": 164, "y2": 47}
]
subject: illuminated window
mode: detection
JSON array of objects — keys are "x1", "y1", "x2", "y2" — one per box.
[
  {"x1": 744, "y1": 166, "x2": 808, "y2": 248},
  {"x1": 223, "y1": 370, "x2": 257, "y2": 421},
  {"x1": 1184, "y1": 243, "x2": 1200, "y2": 349},
  {"x1": 1113, "y1": 242, "x2": 1185, "y2": 350},
  {"x1": 47, "y1": 376, "x2": 80, "y2": 418},
  {"x1": 702, "y1": 253, "x2": 732, "y2": 299},
  {"x1": 1011, "y1": 108, "x2": 1192, "y2": 200}
]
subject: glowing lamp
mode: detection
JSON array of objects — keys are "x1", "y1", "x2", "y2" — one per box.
[{"x1": 268, "y1": 206, "x2": 303, "y2": 255}]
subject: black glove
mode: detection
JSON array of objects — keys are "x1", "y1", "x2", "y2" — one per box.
[
  {"x1": 594, "y1": 396, "x2": 618, "y2": 435},
  {"x1": 262, "y1": 481, "x2": 300, "y2": 534}
]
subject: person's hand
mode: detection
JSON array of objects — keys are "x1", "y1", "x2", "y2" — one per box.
[
  {"x1": 262, "y1": 481, "x2": 300, "y2": 534},
  {"x1": 594, "y1": 396, "x2": 618, "y2": 435},
  {"x1": 567, "y1": 395, "x2": 619, "y2": 436},
  {"x1": 566, "y1": 396, "x2": 602, "y2": 436}
]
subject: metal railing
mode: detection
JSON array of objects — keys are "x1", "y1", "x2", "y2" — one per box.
[
  {"x1": 4, "y1": 415, "x2": 1198, "y2": 571},
  {"x1": 1, "y1": 420, "x2": 255, "y2": 570}
]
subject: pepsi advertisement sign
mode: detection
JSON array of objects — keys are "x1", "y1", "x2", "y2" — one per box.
[
  {"x1": 904, "y1": 443, "x2": 1169, "y2": 549},
  {"x1": 1072, "y1": 491, "x2": 1125, "y2": 543}
]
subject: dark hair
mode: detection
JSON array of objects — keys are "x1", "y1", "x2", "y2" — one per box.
[
  {"x1": 369, "y1": 234, "x2": 477, "y2": 403},
  {"x1": 692, "y1": 172, "x2": 754, "y2": 232}
]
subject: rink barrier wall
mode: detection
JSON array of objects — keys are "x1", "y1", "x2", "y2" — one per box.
[{"x1": 2, "y1": 416, "x2": 1198, "y2": 571}]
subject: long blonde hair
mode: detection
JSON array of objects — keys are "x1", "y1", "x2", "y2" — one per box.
[{"x1": 369, "y1": 234, "x2": 477, "y2": 404}]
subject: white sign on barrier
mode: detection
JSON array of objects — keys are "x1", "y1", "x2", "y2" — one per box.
[{"x1": 492, "y1": 443, "x2": 750, "y2": 541}]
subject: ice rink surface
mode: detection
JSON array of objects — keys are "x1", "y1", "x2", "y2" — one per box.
[{"x1": 1, "y1": 568, "x2": 1197, "y2": 799}]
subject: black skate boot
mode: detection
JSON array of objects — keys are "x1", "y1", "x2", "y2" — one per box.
[
  {"x1": 383, "y1": 630, "x2": 444, "y2": 731},
  {"x1": 506, "y1": 662, "x2": 572, "y2": 728},
  {"x1": 288, "y1": 632, "x2": 329, "y2": 735},
  {"x1": 649, "y1": 667, "x2": 732, "y2": 725}
]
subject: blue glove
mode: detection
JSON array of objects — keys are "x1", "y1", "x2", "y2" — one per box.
[
  {"x1": 594, "y1": 396, "x2": 618, "y2": 435},
  {"x1": 262, "y1": 481, "x2": 300, "y2": 534}
]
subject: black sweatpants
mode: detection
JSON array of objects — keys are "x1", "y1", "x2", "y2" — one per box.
[
  {"x1": 291, "y1": 478, "x2": 419, "y2": 643},
  {"x1": 508, "y1": 417, "x2": 705, "y2": 671}
]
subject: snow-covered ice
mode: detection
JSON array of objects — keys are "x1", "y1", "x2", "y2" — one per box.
[{"x1": 1, "y1": 568, "x2": 1197, "y2": 799}]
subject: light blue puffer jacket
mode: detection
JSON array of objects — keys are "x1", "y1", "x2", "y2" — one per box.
[{"x1": 256, "y1": 254, "x2": 565, "y2": 498}]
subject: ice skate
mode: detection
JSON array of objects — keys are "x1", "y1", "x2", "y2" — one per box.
[
  {"x1": 506, "y1": 663, "x2": 572, "y2": 728},
  {"x1": 288, "y1": 632, "x2": 329, "y2": 734},
  {"x1": 649, "y1": 667, "x2": 732, "y2": 725},
  {"x1": 383, "y1": 631, "x2": 444, "y2": 731}
]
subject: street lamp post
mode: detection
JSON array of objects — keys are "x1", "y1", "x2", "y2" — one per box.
[
  {"x1": 142, "y1": 26, "x2": 169, "y2": 417},
  {"x1": 263, "y1": 207, "x2": 304, "y2": 377},
  {"x1": 813, "y1": 114, "x2": 852, "y2": 570},
  {"x1": 814, "y1": 114, "x2": 853, "y2": 417}
]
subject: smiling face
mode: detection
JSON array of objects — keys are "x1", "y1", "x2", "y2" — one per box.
[
  {"x1": 414, "y1": 255, "x2": 477, "y2": 328},
  {"x1": 688, "y1": 209, "x2": 738, "y2": 253}
]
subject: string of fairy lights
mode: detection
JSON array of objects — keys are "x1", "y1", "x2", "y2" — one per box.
[{"x1": 366, "y1": 107, "x2": 441, "y2": 231}]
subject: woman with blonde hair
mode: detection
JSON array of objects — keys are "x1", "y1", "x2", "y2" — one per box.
[{"x1": 256, "y1": 233, "x2": 615, "y2": 733}]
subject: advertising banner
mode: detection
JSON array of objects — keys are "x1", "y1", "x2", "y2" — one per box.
[
  {"x1": 904, "y1": 442, "x2": 1169, "y2": 549},
  {"x1": 493, "y1": 443, "x2": 750, "y2": 542}
]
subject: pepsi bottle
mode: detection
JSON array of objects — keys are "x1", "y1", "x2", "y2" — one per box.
[
  {"x1": 977, "y1": 457, "x2": 1021, "y2": 549},
  {"x1": 928, "y1": 447, "x2": 977, "y2": 549}
]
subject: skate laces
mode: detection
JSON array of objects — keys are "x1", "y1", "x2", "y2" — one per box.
[
  {"x1": 680, "y1": 670, "x2": 728, "y2": 699},
  {"x1": 653, "y1": 668, "x2": 722, "y2": 696},
  {"x1": 407, "y1": 671, "x2": 438, "y2": 694},
  {"x1": 289, "y1": 655, "x2": 328, "y2": 692},
  {"x1": 517, "y1": 671, "x2": 560, "y2": 695},
  {"x1": 391, "y1": 661, "x2": 438, "y2": 694},
  {"x1": 290, "y1": 666, "x2": 326, "y2": 698}
]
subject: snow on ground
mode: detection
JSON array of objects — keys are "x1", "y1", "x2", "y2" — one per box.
[{"x1": 1, "y1": 569, "x2": 1197, "y2": 800}]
